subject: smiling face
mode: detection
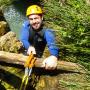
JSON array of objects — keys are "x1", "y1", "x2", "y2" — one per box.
[{"x1": 28, "y1": 14, "x2": 43, "y2": 30}]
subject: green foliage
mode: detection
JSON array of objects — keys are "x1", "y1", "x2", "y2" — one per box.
[
  {"x1": 59, "y1": 79, "x2": 90, "y2": 90},
  {"x1": 42, "y1": 0, "x2": 90, "y2": 70},
  {"x1": 0, "y1": 0, "x2": 13, "y2": 7}
]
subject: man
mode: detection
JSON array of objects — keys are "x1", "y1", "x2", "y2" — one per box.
[{"x1": 20, "y1": 5, "x2": 59, "y2": 70}]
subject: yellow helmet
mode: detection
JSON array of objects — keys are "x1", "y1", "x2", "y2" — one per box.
[{"x1": 26, "y1": 5, "x2": 43, "y2": 16}]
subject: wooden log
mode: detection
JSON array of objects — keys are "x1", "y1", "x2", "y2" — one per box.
[{"x1": 0, "y1": 51, "x2": 87, "y2": 74}]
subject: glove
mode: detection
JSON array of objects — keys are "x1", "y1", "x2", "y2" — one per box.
[
  {"x1": 27, "y1": 46, "x2": 36, "y2": 55},
  {"x1": 42, "y1": 55, "x2": 58, "y2": 70}
]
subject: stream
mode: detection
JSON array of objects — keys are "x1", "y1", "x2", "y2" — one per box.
[{"x1": 3, "y1": 0, "x2": 30, "y2": 39}]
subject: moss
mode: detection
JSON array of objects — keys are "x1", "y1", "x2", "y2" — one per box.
[{"x1": 0, "y1": 0, "x2": 13, "y2": 8}]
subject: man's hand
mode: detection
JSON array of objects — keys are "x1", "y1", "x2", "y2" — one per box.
[
  {"x1": 27, "y1": 46, "x2": 36, "y2": 55},
  {"x1": 42, "y1": 56, "x2": 58, "y2": 70}
]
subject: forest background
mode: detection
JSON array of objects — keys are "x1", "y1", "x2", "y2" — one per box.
[
  {"x1": 0, "y1": 0, "x2": 90, "y2": 89},
  {"x1": 0, "y1": 0, "x2": 90, "y2": 71}
]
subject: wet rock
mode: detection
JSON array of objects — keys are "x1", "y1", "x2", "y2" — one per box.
[
  {"x1": 0, "y1": 21, "x2": 10, "y2": 37},
  {"x1": 0, "y1": 8, "x2": 10, "y2": 36},
  {"x1": 0, "y1": 8, "x2": 5, "y2": 21},
  {"x1": 0, "y1": 31, "x2": 23, "y2": 53}
]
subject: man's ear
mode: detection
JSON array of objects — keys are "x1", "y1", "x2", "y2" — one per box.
[{"x1": 42, "y1": 16, "x2": 43, "y2": 20}]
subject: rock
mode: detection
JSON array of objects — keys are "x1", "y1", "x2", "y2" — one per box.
[
  {"x1": 0, "y1": 31, "x2": 23, "y2": 53},
  {"x1": 0, "y1": 21, "x2": 10, "y2": 36},
  {"x1": 37, "y1": 72, "x2": 90, "y2": 90},
  {"x1": 0, "y1": 8, "x2": 5, "y2": 21},
  {"x1": 0, "y1": 8, "x2": 10, "y2": 36}
]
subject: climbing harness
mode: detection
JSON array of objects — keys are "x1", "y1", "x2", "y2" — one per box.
[{"x1": 20, "y1": 53, "x2": 36, "y2": 90}]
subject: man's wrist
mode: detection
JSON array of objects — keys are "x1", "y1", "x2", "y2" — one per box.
[{"x1": 51, "y1": 55, "x2": 58, "y2": 59}]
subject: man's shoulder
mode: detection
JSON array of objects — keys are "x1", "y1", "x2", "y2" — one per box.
[
  {"x1": 43, "y1": 28, "x2": 54, "y2": 33},
  {"x1": 22, "y1": 20, "x2": 30, "y2": 27}
]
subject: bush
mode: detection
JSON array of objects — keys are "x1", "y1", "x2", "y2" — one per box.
[{"x1": 42, "y1": 0, "x2": 90, "y2": 70}]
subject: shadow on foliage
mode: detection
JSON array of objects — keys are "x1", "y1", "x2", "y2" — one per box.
[
  {"x1": 0, "y1": 68, "x2": 22, "y2": 89},
  {"x1": 0, "y1": 61, "x2": 24, "y2": 69},
  {"x1": 33, "y1": 67, "x2": 79, "y2": 76},
  {"x1": 0, "y1": 83, "x2": 6, "y2": 90}
]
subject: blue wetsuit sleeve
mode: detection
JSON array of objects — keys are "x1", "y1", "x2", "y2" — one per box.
[
  {"x1": 44, "y1": 30, "x2": 59, "y2": 57},
  {"x1": 20, "y1": 22, "x2": 30, "y2": 50}
]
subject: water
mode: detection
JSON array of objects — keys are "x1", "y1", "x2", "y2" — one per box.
[
  {"x1": 4, "y1": 5, "x2": 26, "y2": 39},
  {"x1": 3, "y1": 0, "x2": 41, "y2": 39}
]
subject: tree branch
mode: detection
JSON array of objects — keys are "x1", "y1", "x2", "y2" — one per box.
[{"x1": 0, "y1": 51, "x2": 87, "y2": 74}]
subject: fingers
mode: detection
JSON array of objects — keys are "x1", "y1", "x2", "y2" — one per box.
[
  {"x1": 42, "y1": 61, "x2": 57, "y2": 70},
  {"x1": 42, "y1": 56, "x2": 57, "y2": 70},
  {"x1": 45, "y1": 63, "x2": 56, "y2": 70},
  {"x1": 27, "y1": 46, "x2": 36, "y2": 55}
]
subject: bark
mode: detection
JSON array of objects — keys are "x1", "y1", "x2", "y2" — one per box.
[{"x1": 0, "y1": 51, "x2": 87, "y2": 74}]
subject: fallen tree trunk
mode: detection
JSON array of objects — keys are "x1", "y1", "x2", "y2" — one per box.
[{"x1": 0, "y1": 51, "x2": 87, "y2": 74}]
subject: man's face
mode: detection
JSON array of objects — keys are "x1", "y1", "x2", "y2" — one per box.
[{"x1": 28, "y1": 14, "x2": 43, "y2": 30}]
